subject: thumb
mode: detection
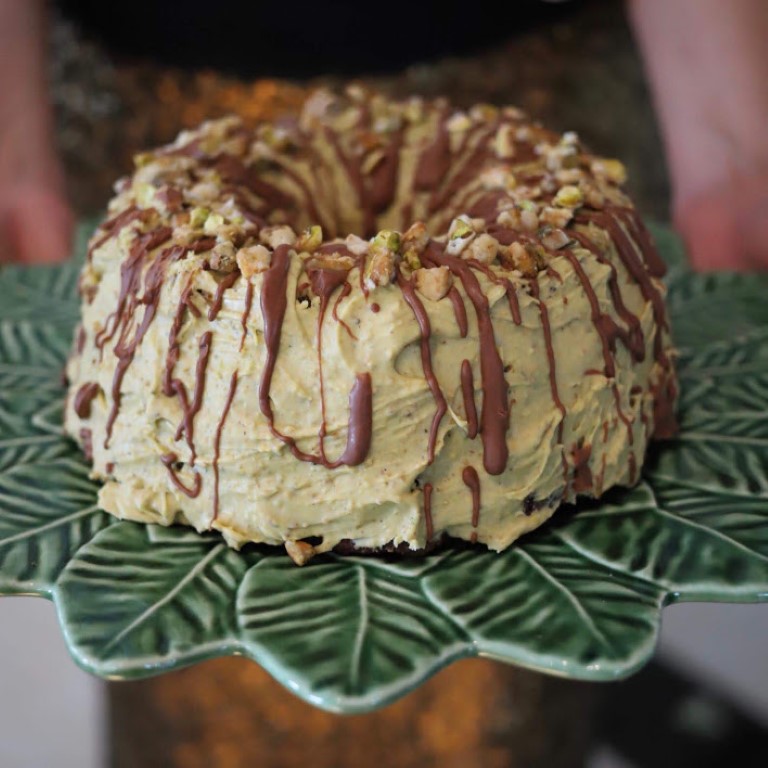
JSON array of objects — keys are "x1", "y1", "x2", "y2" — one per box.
[{"x1": 1, "y1": 186, "x2": 74, "y2": 264}]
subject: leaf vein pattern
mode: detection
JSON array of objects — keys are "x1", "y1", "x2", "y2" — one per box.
[{"x1": 102, "y1": 543, "x2": 225, "y2": 653}]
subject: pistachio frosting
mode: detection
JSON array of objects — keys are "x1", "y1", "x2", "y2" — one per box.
[{"x1": 65, "y1": 87, "x2": 677, "y2": 563}]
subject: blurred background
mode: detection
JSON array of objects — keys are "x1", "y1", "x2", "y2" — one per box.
[{"x1": 1, "y1": 0, "x2": 767, "y2": 765}]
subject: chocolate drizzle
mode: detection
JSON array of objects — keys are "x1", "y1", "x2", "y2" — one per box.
[
  {"x1": 529, "y1": 276, "x2": 566, "y2": 443},
  {"x1": 570, "y1": 230, "x2": 645, "y2": 362},
  {"x1": 614, "y1": 206, "x2": 666, "y2": 279},
  {"x1": 173, "y1": 331, "x2": 213, "y2": 463},
  {"x1": 447, "y1": 286, "x2": 468, "y2": 337},
  {"x1": 258, "y1": 244, "x2": 292, "y2": 431},
  {"x1": 79, "y1": 428, "x2": 93, "y2": 462},
  {"x1": 428, "y1": 125, "x2": 495, "y2": 215},
  {"x1": 428, "y1": 246, "x2": 509, "y2": 475},
  {"x1": 212, "y1": 371, "x2": 239, "y2": 521},
  {"x1": 161, "y1": 452, "x2": 202, "y2": 498},
  {"x1": 240, "y1": 281, "x2": 254, "y2": 351},
  {"x1": 468, "y1": 259, "x2": 522, "y2": 326},
  {"x1": 460, "y1": 360, "x2": 479, "y2": 439},
  {"x1": 578, "y1": 208, "x2": 670, "y2": 367},
  {"x1": 562, "y1": 249, "x2": 635, "y2": 444},
  {"x1": 87, "y1": 206, "x2": 149, "y2": 261},
  {"x1": 207, "y1": 271, "x2": 239, "y2": 321},
  {"x1": 462, "y1": 466, "x2": 481, "y2": 541},
  {"x1": 324, "y1": 127, "x2": 375, "y2": 237},
  {"x1": 368, "y1": 126, "x2": 404, "y2": 215},
  {"x1": 414, "y1": 114, "x2": 451, "y2": 191},
  {"x1": 259, "y1": 246, "x2": 373, "y2": 468},
  {"x1": 423, "y1": 482, "x2": 434, "y2": 542},
  {"x1": 102, "y1": 232, "x2": 177, "y2": 446},
  {"x1": 570, "y1": 443, "x2": 593, "y2": 493},
  {"x1": 398, "y1": 273, "x2": 447, "y2": 465},
  {"x1": 73, "y1": 382, "x2": 100, "y2": 419},
  {"x1": 162, "y1": 272, "x2": 198, "y2": 398},
  {"x1": 211, "y1": 153, "x2": 295, "y2": 213},
  {"x1": 76, "y1": 326, "x2": 87, "y2": 354},
  {"x1": 95, "y1": 226, "x2": 173, "y2": 355},
  {"x1": 334, "y1": 373, "x2": 373, "y2": 467}
]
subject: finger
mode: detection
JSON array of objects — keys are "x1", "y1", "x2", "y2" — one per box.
[
  {"x1": 674, "y1": 194, "x2": 751, "y2": 272},
  {"x1": 5, "y1": 188, "x2": 74, "y2": 264}
]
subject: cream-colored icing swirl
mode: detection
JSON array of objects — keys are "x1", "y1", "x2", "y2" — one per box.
[{"x1": 65, "y1": 88, "x2": 677, "y2": 561}]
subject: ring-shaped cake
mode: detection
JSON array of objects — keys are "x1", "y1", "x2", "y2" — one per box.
[{"x1": 66, "y1": 87, "x2": 677, "y2": 564}]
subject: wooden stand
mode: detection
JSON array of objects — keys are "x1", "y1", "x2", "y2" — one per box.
[{"x1": 109, "y1": 658, "x2": 597, "y2": 767}]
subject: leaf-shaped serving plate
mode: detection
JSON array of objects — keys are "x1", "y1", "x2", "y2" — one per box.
[{"x1": 1, "y1": 224, "x2": 766, "y2": 713}]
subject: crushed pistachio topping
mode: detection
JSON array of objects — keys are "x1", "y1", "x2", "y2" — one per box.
[
  {"x1": 553, "y1": 185, "x2": 584, "y2": 208},
  {"x1": 296, "y1": 225, "x2": 323, "y2": 253}
]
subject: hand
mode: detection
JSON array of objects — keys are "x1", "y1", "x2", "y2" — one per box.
[
  {"x1": 674, "y1": 170, "x2": 768, "y2": 271},
  {"x1": 0, "y1": 0, "x2": 73, "y2": 265},
  {"x1": 629, "y1": 0, "x2": 768, "y2": 272},
  {"x1": 0, "y1": 179, "x2": 73, "y2": 265}
]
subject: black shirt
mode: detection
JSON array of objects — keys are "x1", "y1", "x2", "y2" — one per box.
[{"x1": 59, "y1": 0, "x2": 576, "y2": 78}]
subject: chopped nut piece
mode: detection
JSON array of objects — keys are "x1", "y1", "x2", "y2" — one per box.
[
  {"x1": 401, "y1": 248, "x2": 422, "y2": 275},
  {"x1": 403, "y1": 96, "x2": 425, "y2": 123},
  {"x1": 365, "y1": 250, "x2": 396, "y2": 288},
  {"x1": 134, "y1": 182, "x2": 156, "y2": 209},
  {"x1": 480, "y1": 166, "x2": 516, "y2": 190},
  {"x1": 402, "y1": 221, "x2": 429, "y2": 254},
  {"x1": 504, "y1": 106, "x2": 527, "y2": 121},
  {"x1": 503, "y1": 241, "x2": 541, "y2": 278},
  {"x1": 209, "y1": 242, "x2": 237, "y2": 272},
  {"x1": 373, "y1": 114, "x2": 402, "y2": 133},
  {"x1": 540, "y1": 206, "x2": 574, "y2": 229},
  {"x1": 189, "y1": 206, "x2": 210, "y2": 229},
  {"x1": 581, "y1": 180, "x2": 606, "y2": 209},
  {"x1": 540, "y1": 175, "x2": 558, "y2": 195},
  {"x1": 465, "y1": 233, "x2": 499, "y2": 264},
  {"x1": 497, "y1": 208, "x2": 521, "y2": 229},
  {"x1": 541, "y1": 228, "x2": 572, "y2": 251},
  {"x1": 203, "y1": 212, "x2": 225, "y2": 234},
  {"x1": 585, "y1": 222, "x2": 611, "y2": 251},
  {"x1": 260, "y1": 225, "x2": 297, "y2": 248},
  {"x1": 345, "y1": 82, "x2": 367, "y2": 102},
  {"x1": 561, "y1": 131, "x2": 580, "y2": 146},
  {"x1": 446, "y1": 215, "x2": 476, "y2": 256},
  {"x1": 448, "y1": 215, "x2": 475, "y2": 239},
  {"x1": 519, "y1": 205, "x2": 539, "y2": 233},
  {"x1": 306, "y1": 254, "x2": 355, "y2": 272},
  {"x1": 236, "y1": 244, "x2": 272, "y2": 278},
  {"x1": 553, "y1": 185, "x2": 584, "y2": 208},
  {"x1": 515, "y1": 125, "x2": 533, "y2": 142},
  {"x1": 295, "y1": 225, "x2": 323, "y2": 253},
  {"x1": 300, "y1": 89, "x2": 336, "y2": 130},
  {"x1": 370, "y1": 229, "x2": 401, "y2": 256},
  {"x1": 188, "y1": 181, "x2": 219, "y2": 204},
  {"x1": 537, "y1": 142, "x2": 579, "y2": 172},
  {"x1": 447, "y1": 111, "x2": 472, "y2": 132},
  {"x1": 285, "y1": 540, "x2": 316, "y2": 566},
  {"x1": 133, "y1": 151, "x2": 153, "y2": 169},
  {"x1": 555, "y1": 168, "x2": 582, "y2": 185},
  {"x1": 493, "y1": 124, "x2": 516, "y2": 159},
  {"x1": 470, "y1": 103, "x2": 499, "y2": 122},
  {"x1": 345, "y1": 234, "x2": 369, "y2": 256},
  {"x1": 414, "y1": 266, "x2": 453, "y2": 301},
  {"x1": 260, "y1": 124, "x2": 294, "y2": 151},
  {"x1": 591, "y1": 158, "x2": 627, "y2": 185}
]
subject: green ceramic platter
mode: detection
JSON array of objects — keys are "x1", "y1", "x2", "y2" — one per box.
[{"x1": 0, "y1": 223, "x2": 766, "y2": 713}]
